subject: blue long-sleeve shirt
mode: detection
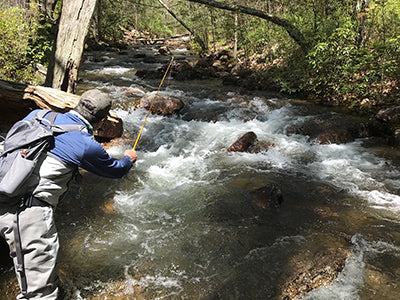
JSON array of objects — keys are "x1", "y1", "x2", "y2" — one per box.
[{"x1": 25, "y1": 110, "x2": 132, "y2": 178}]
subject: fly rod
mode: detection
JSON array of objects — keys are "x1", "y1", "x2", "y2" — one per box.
[{"x1": 132, "y1": 56, "x2": 174, "y2": 151}]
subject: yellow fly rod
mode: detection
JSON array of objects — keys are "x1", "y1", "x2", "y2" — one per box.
[{"x1": 132, "y1": 56, "x2": 174, "y2": 151}]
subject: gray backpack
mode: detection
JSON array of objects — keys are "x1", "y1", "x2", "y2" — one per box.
[{"x1": 0, "y1": 110, "x2": 86, "y2": 205}]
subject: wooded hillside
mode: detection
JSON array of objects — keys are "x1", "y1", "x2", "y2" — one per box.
[{"x1": 0, "y1": 0, "x2": 399, "y2": 109}]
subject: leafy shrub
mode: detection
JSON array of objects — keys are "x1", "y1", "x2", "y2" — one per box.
[
  {"x1": 302, "y1": 18, "x2": 399, "y2": 105},
  {"x1": 0, "y1": 5, "x2": 43, "y2": 83}
]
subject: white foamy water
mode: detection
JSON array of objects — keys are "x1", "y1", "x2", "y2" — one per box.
[
  {"x1": 89, "y1": 66, "x2": 133, "y2": 75},
  {"x1": 110, "y1": 92, "x2": 400, "y2": 216}
]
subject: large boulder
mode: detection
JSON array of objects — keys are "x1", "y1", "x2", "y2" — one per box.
[
  {"x1": 228, "y1": 131, "x2": 274, "y2": 153},
  {"x1": 375, "y1": 106, "x2": 400, "y2": 124},
  {"x1": 286, "y1": 115, "x2": 371, "y2": 144},
  {"x1": 228, "y1": 131, "x2": 257, "y2": 152},
  {"x1": 92, "y1": 112, "x2": 123, "y2": 141},
  {"x1": 375, "y1": 106, "x2": 400, "y2": 147},
  {"x1": 139, "y1": 94, "x2": 185, "y2": 115}
]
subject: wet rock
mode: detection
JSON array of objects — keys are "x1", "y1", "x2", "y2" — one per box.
[
  {"x1": 172, "y1": 60, "x2": 199, "y2": 80},
  {"x1": 135, "y1": 68, "x2": 163, "y2": 79},
  {"x1": 139, "y1": 94, "x2": 185, "y2": 115},
  {"x1": 250, "y1": 183, "x2": 283, "y2": 209},
  {"x1": 248, "y1": 141, "x2": 275, "y2": 153},
  {"x1": 121, "y1": 85, "x2": 147, "y2": 97},
  {"x1": 143, "y1": 56, "x2": 157, "y2": 64},
  {"x1": 394, "y1": 129, "x2": 400, "y2": 146},
  {"x1": 375, "y1": 106, "x2": 400, "y2": 124},
  {"x1": 281, "y1": 247, "x2": 351, "y2": 300},
  {"x1": 228, "y1": 132, "x2": 275, "y2": 153},
  {"x1": 0, "y1": 237, "x2": 10, "y2": 269},
  {"x1": 134, "y1": 53, "x2": 147, "y2": 58},
  {"x1": 92, "y1": 113, "x2": 123, "y2": 142},
  {"x1": 375, "y1": 106, "x2": 400, "y2": 147},
  {"x1": 228, "y1": 132, "x2": 257, "y2": 152},
  {"x1": 286, "y1": 115, "x2": 370, "y2": 144},
  {"x1": 158, "y1": 46, "x2": 173, "y2": 56}
]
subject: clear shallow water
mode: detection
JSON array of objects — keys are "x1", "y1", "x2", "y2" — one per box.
[{"x1": 2, "y1": 46, "x2": 400, "y2": 299}]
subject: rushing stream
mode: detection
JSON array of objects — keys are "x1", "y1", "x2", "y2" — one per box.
[{"x1": 2, "y1": 43, "x2": 400, "y2": 299}]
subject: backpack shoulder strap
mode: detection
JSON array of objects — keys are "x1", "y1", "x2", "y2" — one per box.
[
  {"x1": 32, "y1": 110, "x2": 55, "y2": 128},
  {"x1": 52, "y1": 124, "x2": 88, "y2": 133},
  {"x1": 33, "y1": 109, "x2": 52, "y2": 121},
  {"x1": 46, "y1": 111, "x2": 58, "y2": 125},
  {"x1": 24, "y1": 110, "x2": 87, "y2": 134},
  {"x1": 37, "y1": 110, "x2": 88, "y2": 134}
]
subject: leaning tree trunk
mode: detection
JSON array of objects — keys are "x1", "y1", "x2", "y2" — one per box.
[
  {"x1": 187, "y1": 0, "x2": 309, "y2": 52},
  {"x1": 157, "y1": 0, "x2": 208, "y2": 52},
  {"x1": 45, "y1": 0, "x2": 98, "y2": 93}
]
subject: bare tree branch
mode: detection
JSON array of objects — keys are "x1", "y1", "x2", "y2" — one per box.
[{"x1": 187, "y1": 0, "x2": 309, "y2": 51}]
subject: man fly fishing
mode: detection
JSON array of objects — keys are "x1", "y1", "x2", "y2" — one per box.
[{"x1": 0, "y1": 89, "x2": 137, "y2": 299}]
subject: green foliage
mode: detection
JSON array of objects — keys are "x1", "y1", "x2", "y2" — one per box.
[
  {"x1": 0, "y1": 3, "x2": 54, "y2": 84},
  {"x1": 304, "y1": 21, "x2": 359, "y2": 98},
  {"x1": 271, "y1": 0, "x2": 400, "y2": 106},
  {"x1": 28, "y1": 20, "x2": 54, "y2": 66},
  {"x1": 0, "y1": 5, "x2": 40, "y2": 83}
]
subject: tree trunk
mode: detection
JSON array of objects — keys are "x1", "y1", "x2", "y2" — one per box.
[
  {"x1": 355, "y1": 0, "x2": 370, "y2": 47},
  {"x1": 233, "y1": 12, "x2": 238, "y2": 58},
  {"x1": 157, "y1": 0, "x2": 208, "y2": 52},
  {"x1": 45, "y1": 0, "x2": 98, "y2": 93},
  {"x1": 37, "y1": 0, "x2": 58, "y2": 19},
  {"x1": 187, "y1": 0, "x2": 309, "y2": 52}
]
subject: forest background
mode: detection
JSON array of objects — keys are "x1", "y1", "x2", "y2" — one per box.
[{"x1": 0, "y1": 0, "x2": 399, "y2": 112}]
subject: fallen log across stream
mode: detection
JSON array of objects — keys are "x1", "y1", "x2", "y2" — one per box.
[{"x1": 0, "y1": 79, "x2": 122, "y2": 140}]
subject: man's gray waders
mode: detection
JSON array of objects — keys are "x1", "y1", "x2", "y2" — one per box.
[{"x1": 1, "y1": 196, "x2": 59, "y2": 299}]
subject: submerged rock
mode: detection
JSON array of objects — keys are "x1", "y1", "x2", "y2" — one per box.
[
  {"x1": 0, "y1": 270, "x2": 19, "y2": 300},
  {"x1": 281, "y1": 246, "x2": 351, "y2": 300},
  {"x1": 139, "y1": 94, "x2": 185, "y2": 115},
  {"x1": 249, "y1": 140, "x2": 275, "y2": 153},
  {"x1": 250, "y1": 183, "x2": 283, "y2": 209}
]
